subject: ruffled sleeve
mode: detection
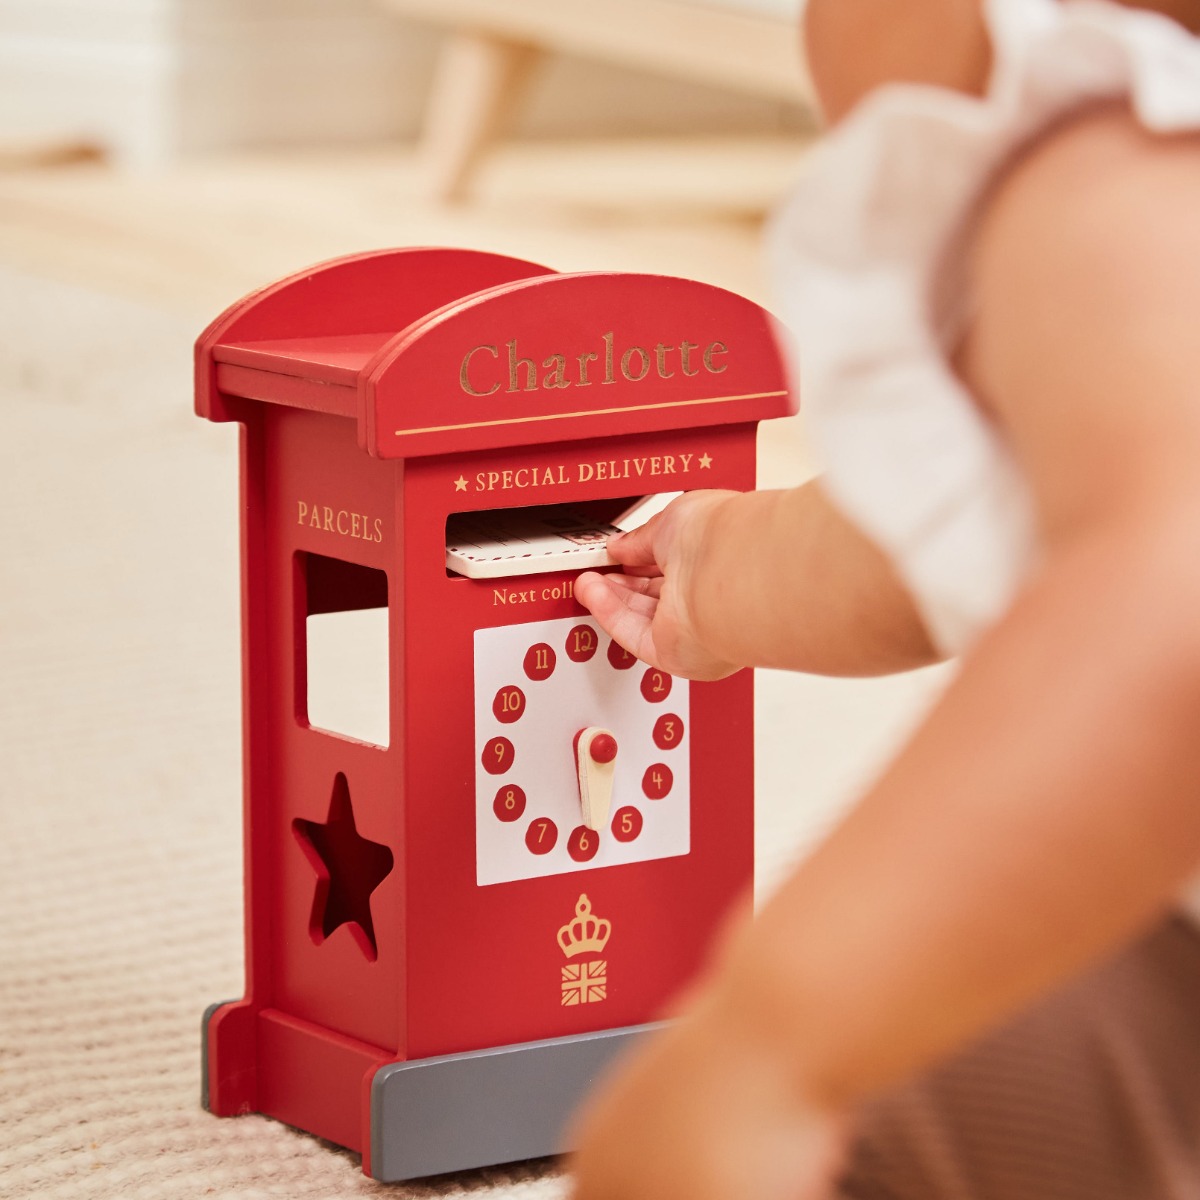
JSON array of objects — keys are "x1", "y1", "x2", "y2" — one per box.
[{"x1": 767, "y1": 0, "x2": 1200, "y2": 654}]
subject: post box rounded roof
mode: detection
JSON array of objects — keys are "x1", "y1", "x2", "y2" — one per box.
[{"x1": 196, "y1": 247, "x2": 795, "y2": 457}]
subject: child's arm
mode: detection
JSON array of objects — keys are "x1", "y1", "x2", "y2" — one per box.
[
  {"x1": 576, "y1": 480, "x2": 941, "y2": 679},
  {"x1": 570, "y1": 109, "x2": 1200, "y2": 1200}
]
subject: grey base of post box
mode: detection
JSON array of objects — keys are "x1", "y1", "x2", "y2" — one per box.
[
  {"x1": 199, "y1": 1000, "x2": 229, "y2": 1113},
  {"x1": 369, "y1": 1022, "x2": 664, "y2": 1182}
]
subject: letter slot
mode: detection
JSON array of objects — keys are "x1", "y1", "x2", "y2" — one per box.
[{"x1": 445, "y1": 494, "x2": 679, "y2": 579}]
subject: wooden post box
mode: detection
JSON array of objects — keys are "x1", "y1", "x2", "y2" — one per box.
[{"x1": 197, "y1": 247, "x2": 795, "y2": 1180}]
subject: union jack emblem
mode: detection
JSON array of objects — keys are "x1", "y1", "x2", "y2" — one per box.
[{"x1": 562, "y1": 959, "x2": 607, "y2": 1005}]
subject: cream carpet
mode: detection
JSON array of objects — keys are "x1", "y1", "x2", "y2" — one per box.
[{"x1": 0, "y1": 250, "x2": 947, "y2": 1197}]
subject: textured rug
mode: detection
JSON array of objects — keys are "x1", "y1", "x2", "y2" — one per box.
[{"x1": 0, "y1": 263, "x2": 947, "y2": 1198}]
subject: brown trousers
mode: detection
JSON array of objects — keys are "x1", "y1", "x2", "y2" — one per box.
[{"x1": 838, "y1": 917, "x2": 1200, "y2": 1200}]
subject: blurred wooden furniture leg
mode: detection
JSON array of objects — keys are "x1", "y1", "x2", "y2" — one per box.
[
  {"x1": 0, "y1": 137, "x2": 104, "y2": 170},
  {"x1": 418, "y1": 31, "x2": 540, "y2": 203},
  {"x1": 384, "y1": 0, "x2": 813, "y2": 201}
]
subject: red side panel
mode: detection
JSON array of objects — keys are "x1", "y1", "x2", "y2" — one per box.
[
  {"x1": 255, "y1": 1009, "x2": 387, "y2": 1153},
  {"x1": 255, "y1": 408, "x2": 404, "y2": 1053}
]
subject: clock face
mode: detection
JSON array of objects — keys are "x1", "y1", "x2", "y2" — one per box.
[{"x1": 473, "y1": 614, "x2": 690, "y2": 886}]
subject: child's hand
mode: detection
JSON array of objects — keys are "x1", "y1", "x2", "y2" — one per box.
[
  {"x1": 567, "y1": 991, "x2": 849, "y2": 1200},
  {"x1": 574, "y1": 491, "x2": 740, "y2": 680}
]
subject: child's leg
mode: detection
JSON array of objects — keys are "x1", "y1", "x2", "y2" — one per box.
[{"x1": 837, "y1": 916, "x2": 1200, "y2": 1200}]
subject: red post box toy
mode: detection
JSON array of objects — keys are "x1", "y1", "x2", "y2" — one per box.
[{"x1": 197, "y1": 247, "x2": 795, "y2": 1180}]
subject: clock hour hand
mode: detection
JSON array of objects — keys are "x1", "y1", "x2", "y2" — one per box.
[{"x1": 574, "y1": 727, "x2": 618, "y2": 832}]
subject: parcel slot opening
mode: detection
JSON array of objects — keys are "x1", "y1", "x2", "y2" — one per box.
[
  {"x1": 445, "y1": 494, "x2": 680, "y2": 580},
  {"x1": 299, "y1": 552, "x2": 390, "y2": 747}
]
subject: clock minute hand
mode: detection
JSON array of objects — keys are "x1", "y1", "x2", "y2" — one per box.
[{"x1": 574, "y1": 727, "x2": 618, "y2": 833}]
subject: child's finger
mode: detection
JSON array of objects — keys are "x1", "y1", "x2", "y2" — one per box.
[
  {"x1": 575, "y1": 572, "x2": 660, "y2": 667},
  {"x1": 602, "y1": 573, "x2": 662, "y2": 617},
  {"x1": 605, "y1": 572, "x2": 663, "y2": 601},
  {"x1": 618, "y1": 563, "x2": 664, "y2": 580},
  {"x1": 605, "y1": 519, "x2": 663, "y2": 569}
]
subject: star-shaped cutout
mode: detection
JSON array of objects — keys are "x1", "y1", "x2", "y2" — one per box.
[
  {"x1": 699, "y1": 453, "x2": 713, "y2": 469},
  {"x1": 293, "y1": 773, "x2": 393, "y2": 961},
  {"x1": 454, "y1": 475, "x2": 469, "y2": 492}
]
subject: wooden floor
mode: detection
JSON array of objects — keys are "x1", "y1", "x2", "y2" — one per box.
[{"x1": 0, "y1": 135, "x2": 808, "y2": 321}]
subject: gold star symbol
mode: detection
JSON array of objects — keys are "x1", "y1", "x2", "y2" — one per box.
[
  {"x1": 699, "y1": 453, "x2": 713, "y2": 469},
  {"x1": 454, "y1": 475, "x2": 469, "y2": 492}
]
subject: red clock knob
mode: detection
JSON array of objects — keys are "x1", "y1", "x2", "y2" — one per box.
[{"x1": 589, "y1": 732, "x2": 618, "y2": 764}]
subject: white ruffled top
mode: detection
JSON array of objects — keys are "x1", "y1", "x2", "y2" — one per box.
[{"x1": 768, "y1": 0, "x2": 1200, "y2": 656}]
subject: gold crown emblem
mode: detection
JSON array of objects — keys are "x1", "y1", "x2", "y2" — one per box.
[{"x1": 557, "y1": 894, "x2": 611, "y2": 959}]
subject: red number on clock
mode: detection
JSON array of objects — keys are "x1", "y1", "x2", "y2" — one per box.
[
  {"x1": 523, "y1": 642, "x2": 556, "y2": 681},
  {"x1": 525, "y1": 818, "x2": 558, "y2": 855},
  {"x1": 611, "y1": 806, "x2": 643, "y2": 843},
  {"x1": 652, "y1": 714, "x2": 684, "y2": 750},
  {"x1": 567, "y1": 825, "x2": 600, "y2": 862},
  {"x1": 565, "y1": 624, "x2": 598, "y2": 663},
  {"x1": 492, "y1": 684, "x2": 526, "y2": 723},
  {"x1": 482, "y1": 736, "x2": 515, "y2": 774},
  {"x1": 607, "y1": 640, "x2": 636, "y2": 670},
  {"x1": 642, "y1": 764, "x2": 673, "y2": 799},
  {"x1": 493, "y1": 784, "x2": 527, "y2": 822},
  {"x1": 640, "y1": 668, "x2": 672, "y2": 702}
]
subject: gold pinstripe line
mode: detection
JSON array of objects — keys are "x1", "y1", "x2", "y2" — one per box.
[{"x1": 392, "y1": 390, "x2": 789, "y2": 438}]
